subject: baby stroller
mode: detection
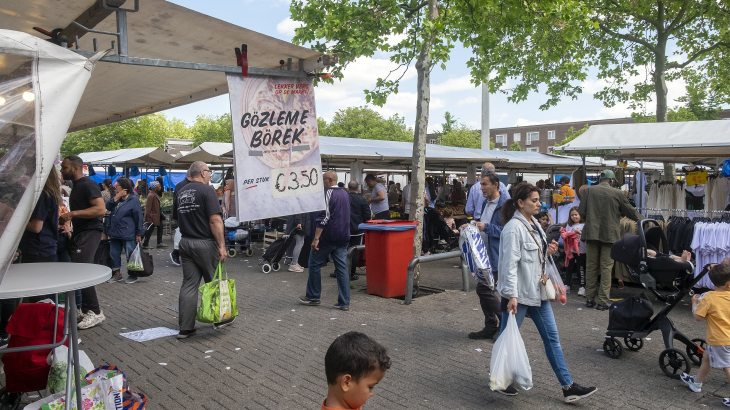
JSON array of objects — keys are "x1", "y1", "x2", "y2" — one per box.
[
  {"x1": 224, "y1": 218, "x2": 254, "y2": 258},
  {"x1": 259, "y1": 230, "x2": 298, "y2": 273},
  {"x1": 422, "y1": 208, "x2": 459, "y2": 254},
  {"x1": 603, "y1": 219, "x2": 708, "y2": 379},
  {"x1": 544, "y1": 224, "x2": 566, "y2": 272}
]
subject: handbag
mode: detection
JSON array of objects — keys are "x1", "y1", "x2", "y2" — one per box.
[
  {"x1": 196, "y1": 262, "x2": 238, "y2": 323},
  {"x1": 513, "y1": 217, "x2": 555, "y2": 302}
]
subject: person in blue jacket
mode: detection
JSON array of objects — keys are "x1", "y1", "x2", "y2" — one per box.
[
  {"x1": 106, "y1": 177, "x2": 145, "y2": 284},
  {"x1": 460, "y1": 172, "x2": 507, "y2": 340}
]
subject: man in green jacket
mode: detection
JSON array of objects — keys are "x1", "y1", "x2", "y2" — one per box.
[{"x1": 578, "y1": 170, "x2": 642, "y2": 310}]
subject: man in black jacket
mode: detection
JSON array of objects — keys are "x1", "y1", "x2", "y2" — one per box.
[{"x1": 346, "y1": 181, "x2": 371, "y2": 280}]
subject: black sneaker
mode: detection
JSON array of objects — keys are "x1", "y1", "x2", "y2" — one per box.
[
  {"x1": 350, "y1": 275, "x2": 359, "y2": 281},
  {"x1": 176, "y1": 329, "x2": 197, "y2": 339},
  {"x1": 586, "y1": 300, "x2": 595, "y2": 308},
  {"x1": 596, "y1": 304, "x2": 610, "y2": 311},
  {"x1": 496, "y1": 386, "x2": 518, "y2": 396},
  {"x1": 0, "y1": 337, "x2": 8, "y2": 349},
  {"x1": 170, "y1": 251, "x2": 181, "y2": 266},
  {"x1": 333, "y1": 304, "x2": 350, "y2": 311},
  {"x1": 329, "y1": 273, "x2": 337, "y2": 278},
  {"x1": 468, "y1": 327, "x2": 497, "y2": 340},
  {"x1": 298, "y1": 295, "x2": 321, "y2": 306},
  {"x1": 125, "y1": 276, "x2": 139, "y2": 284},
  {"x1": 214, "y1": 316, "x2": 236, "y2": 329},
  {"x1": 563, "y1": 383, "x2": 597, "y2": 403}
]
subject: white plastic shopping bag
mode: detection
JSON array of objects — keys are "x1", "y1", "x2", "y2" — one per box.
[
  {"x1": 126, "y1": 243, "x2": 144, "y2": 272},
  {"x1": 46, "y1": 346, "x2": 95, "y2": 394},
  {"x1": 459, "y1": 224, "x2": 493, "y2": 288},
  {"x1": 173, "y1": 228, "x2": 181, "y2": 250},
  {"x1": 490, "y1": 313, "x2": 532, "y2": 391},
  {"x1": 546, "y1": 257, "x2": 567, "y2": 305},
  {"x1": 24, "y1": 374, "x2": 125, "y2": 410}
]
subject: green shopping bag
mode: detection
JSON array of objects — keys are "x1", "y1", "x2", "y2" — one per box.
[{"x1": 196, "y1": 261, "x2": 238, "y2": 323}]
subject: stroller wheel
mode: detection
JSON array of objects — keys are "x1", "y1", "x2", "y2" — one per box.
[
  {"x1": 246, "y1": 248, "x2": 254, "y2": 257},
  {"x1": 659, "y1": 348, "x2": 691, "y2": 379},
  {"x1": 272, "y1": 262, "x2": 281, "y2": 271},
  {"x1": 624, "y1": 337, "x2": 644, "y2": 351},
  {"x1": 262, "y1": 264, "x2": 272, "y2": 274},
  {"x1": 603, "y1": 337, "x2": 623, "y2": 359},
  {"x1": 228, "y1": 248, "x2": 237, "y2": 258},
  {"x1": 686, "y1": 338, "x2": 706, "y2": 366}
]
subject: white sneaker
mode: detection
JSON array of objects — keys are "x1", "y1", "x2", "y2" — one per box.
[
  {"x1": 288, "y1": 263, "x2": 304, "y2": 272},
  {"x1": 76, "y1": 309, "x2": 85, "y2": 322},
  {"x1": 578, "y1": 287, "x2": 586, "y2": 297},
  {"x1": 77, "y1": 310, "x2": 106, "y2": 330}
]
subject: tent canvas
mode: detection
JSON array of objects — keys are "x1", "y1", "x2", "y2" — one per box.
[
  {"x1": 557, "y1": 121, "x2": 730, "y2": 165},
  {"x1": 0, "y1": 30, "x2": 101, "y2": 278},
  {"x1": 79, "y1": 147, "x2": 175, "y2": 165}
]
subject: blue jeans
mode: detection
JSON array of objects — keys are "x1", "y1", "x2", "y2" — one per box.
[
  {"x1": 110, "y1": 239, "x2": 137, "y2": 272},
  {"x1": 306, "y1": 244, "x2": 350, "y2": 307},
  {"x1": 500, "y1": 298, "x2": 573, "y2": 387}
]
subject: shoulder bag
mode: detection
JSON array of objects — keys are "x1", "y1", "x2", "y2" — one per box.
[{"x1": 513, "y1": 217, "x2": 555, "y2": 301}]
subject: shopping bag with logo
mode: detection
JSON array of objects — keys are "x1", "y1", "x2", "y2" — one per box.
[
  {"x1": 196, "y1": 262, "x2": 238, "y2": 323},
  {"x1": 489, "y1": 313, "x2": 532, "y2": 391},
  {"x1": 126, "y1": 244, "x2": 144, "y2": 272},
  {"x1": 458, "y1": 224, "x2": 493, "y2": 288},
  {"x1": 24, "y1": 373, "x2": 125, "y2": 410},
  {"x1": 84, "y1": 366, "x2": 147, "y2": 410}
]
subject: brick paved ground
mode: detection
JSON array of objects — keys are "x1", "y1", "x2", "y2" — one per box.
[{"x1": 5, "y1": 246, "x2": 728, "y2": 409}]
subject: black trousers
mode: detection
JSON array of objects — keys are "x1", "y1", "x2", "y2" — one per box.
[
  {"x1": 143, "y1": 224, "x2": 163, "y2": 246},
  {"x1": 69, "y1": 230, "x2": 102, "y2": 314},
  {"x1": 349, "y1": 235, "x2": 364, "y2": 275},
  {"x1": 374, "y1": 210, "x2": 391, "y2": 220},
  {"x1": 564, "y1": 253, "x2": 586, "y2": 288},
  {"x1": 476, "y1": 273, "x2": 502, "y2": 331}
]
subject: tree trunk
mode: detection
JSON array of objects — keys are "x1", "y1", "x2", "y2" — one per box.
[
  {"x1": 654, "y1": 45, "x2": 675, "y2": 181},
  {"x1": 409, "y1": 0, "x2": 438, "y2": 267}
]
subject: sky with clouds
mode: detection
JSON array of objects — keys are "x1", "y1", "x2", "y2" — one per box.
[{"x1": 164, "y1": 0, "x2": 689, "y2": 133}]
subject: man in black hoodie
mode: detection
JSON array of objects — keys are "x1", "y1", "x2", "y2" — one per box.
[{"x1": 347, "y1": 181, "x2": 370, "y2": 280}]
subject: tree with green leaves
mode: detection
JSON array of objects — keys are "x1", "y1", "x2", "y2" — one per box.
[
  {"x1": 190, "y1": 114, "x2": 233, "y2": 147},
  {"x1": 318, "y1": 106, "x2": 414, "y2": 141},
  {"x1": 439, "y1": 123, "x2": 494, "y2": 149},
  {"x1": 291, "y1": 0, "x2": 453, "y2": 258},
  {"x1": 509, "y1": 141, "x2": 523, "y2": 151},
  {"x1": 438, "y1": 111, "x2": 457, "y2": 136},
  {"x1": 62, "y1": 113, "x2": 191, "y2": 156}
]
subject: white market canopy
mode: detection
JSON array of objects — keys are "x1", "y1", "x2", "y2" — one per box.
[
  {"x1": 1, "y1": 0, "x2": 327, "y2": 132},
  {"x1": 79, "y1": 147, "x2": 175, "y2": 165},
  {"x1": 172, "y1": 137, "x2": 611, "y2": 173},
  {"x1": 557, "y1": 120, "x2": 730, "y2": 165}
]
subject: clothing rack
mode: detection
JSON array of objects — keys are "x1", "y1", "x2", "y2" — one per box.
[{"x1": 637, "y1": 207, "x2": 728, "y2": 214}]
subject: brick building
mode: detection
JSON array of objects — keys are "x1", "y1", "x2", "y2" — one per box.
[{"x1": 427, "y1": 109, "x2": 729, "y2": 153}]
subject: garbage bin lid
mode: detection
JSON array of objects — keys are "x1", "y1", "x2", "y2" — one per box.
[{"x1": 359, "y1": 221, "x2": 418, "y2": 231}]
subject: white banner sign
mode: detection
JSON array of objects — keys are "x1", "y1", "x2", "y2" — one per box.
[{"x1": 227, "y1": 75, "x2": 325, "y2": 221}]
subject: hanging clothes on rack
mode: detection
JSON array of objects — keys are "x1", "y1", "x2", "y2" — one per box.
[
  {"x1": 706, "y1": 175, "x2": 730, "y2": 211},
  {"x1": 691, "y1": 218, "x2": 730, "y2": 289}
]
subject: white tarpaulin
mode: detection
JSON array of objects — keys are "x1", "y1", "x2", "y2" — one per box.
[
  {"x1": 79, "y1": 147, "x2": 175, "y2": 165},
  {"x1": 227, "y1": 75, "x2": 324, "y2": 221},
  {"x1": 0, "y1": 30, "x2": 101, "y2": 278},
  {"x1": 558, "y1": 121, "x2": 730, "y2": 164}
]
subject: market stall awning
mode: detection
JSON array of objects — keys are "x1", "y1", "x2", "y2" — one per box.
[
  {"x1": 79, "y1": 147, "x2": 175, "y2": 165},
  {"x1": 494, "y1": 151, "x2": 603, "y2": 172},
  {"x1": 1, "y1": 0, "x2": 326, "y2": 132},
  {"x1": 174, "y1": 142, "x2": 234, "y2": 164},
  {"x1": 557, "y1": 121, "x2": 730, "y2": 165}
]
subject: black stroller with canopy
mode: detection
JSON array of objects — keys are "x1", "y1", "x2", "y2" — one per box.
[
  {"x1": 422, "y1": 207, "x2": 459, "y2": 254},
  {"x1": 603, "y1": 219, "x2": 709, "y2": 379}
]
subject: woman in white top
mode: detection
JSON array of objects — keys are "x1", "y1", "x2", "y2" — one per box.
[{"x1": 496, "y1": 183, "x2": 597, "y2": 402}]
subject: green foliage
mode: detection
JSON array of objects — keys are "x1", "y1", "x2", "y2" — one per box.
[
  {"x1": 190, "y1": 114, "x2": 233, "y2": 147},
  {"x1": 450, "y1": 0, "x2": 730, "y2": 120},
  {"x1": 321, "y1": 106, "x2": 413, "y2": 141},
  {"x1": 631, "y1": 107, "x2": 698, "y2": 123},
  {"x1": 509, "y1": 141, "x2": 523, "y2": 151},
  {"x1": 61, "y1": 113, "x2": 190, "y2": 156},
  {"x1": 676, "y1": 84, "x2": 723, "y2": 121},
  {"x1": 439, "y1": 123, "x2": 482, "y2": 149},
  {"x1": 439, "y1": 111, "x2": 457, "y2": 135},
  {"x1": 290, "y1": 0, "x2": 456, "y2": 107},
  {"x1": 557, "y1": 124, "x2": 590, "y2": 148}
]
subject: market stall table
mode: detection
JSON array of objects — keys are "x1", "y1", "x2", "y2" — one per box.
[{"x1": 0, "y1": 263, "x2": 111, "y2": 409}]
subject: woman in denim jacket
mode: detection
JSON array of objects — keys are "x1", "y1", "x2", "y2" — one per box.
[
  {"x1": 106, "y1": 177, "x2": 144, "y2": 284},
  {"x1": 496, "y1": 183, "x2": 597, "y2": 403}
]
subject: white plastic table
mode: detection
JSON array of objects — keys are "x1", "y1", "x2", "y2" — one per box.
[{"x1": 0, "y1": 263, "x2": 110, "y2": 409}]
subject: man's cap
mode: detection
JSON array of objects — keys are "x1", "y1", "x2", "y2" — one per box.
[{"x1": 600, "y1": 169, "x2": 616, "y2": 179}]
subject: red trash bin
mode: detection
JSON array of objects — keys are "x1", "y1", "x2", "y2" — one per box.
[{"x1": 360, "y1": 220, "x2": 419, "y2": 298}]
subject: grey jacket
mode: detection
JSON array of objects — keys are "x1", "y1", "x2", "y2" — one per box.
[{"x1": 497, "y1": 210, "x2": 547, "y2": 307}]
